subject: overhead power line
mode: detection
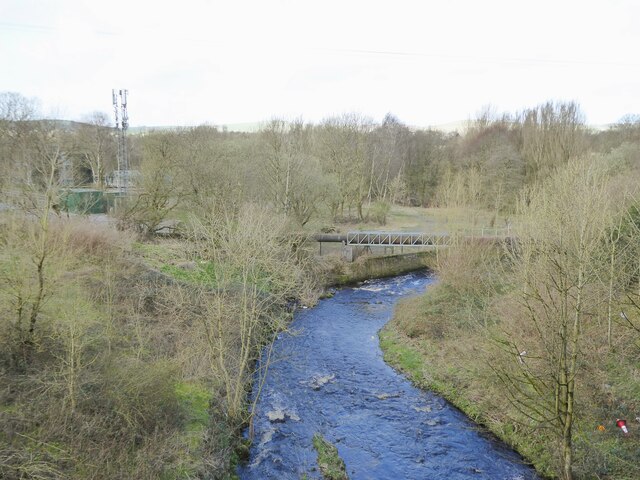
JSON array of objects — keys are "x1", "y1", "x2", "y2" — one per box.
[{"x1": 2, "y1": 20, "x2": 639, "y2": 69}]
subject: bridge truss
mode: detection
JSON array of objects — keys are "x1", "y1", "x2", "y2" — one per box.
[{"x1": 345, "y1": 231, "x2": 451, "y2": 247}]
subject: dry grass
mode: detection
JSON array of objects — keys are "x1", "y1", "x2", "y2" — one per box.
[
  {"x1": 62, "y1": 217, "x2": 134, "y2": 258},
  {"x1": 0, "y1": 218, "x2": 219, "y2": 479},
  {"x1": 384, "y1": 240, "x2": 640, "y2": 479},
  {"x1": 309, "y1": 205, "x2": 512, "y2": 237}
]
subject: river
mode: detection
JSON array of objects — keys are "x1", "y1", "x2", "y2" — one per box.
[{"x1": 238, "y1": 271, "x2": 538, "y2": 479}]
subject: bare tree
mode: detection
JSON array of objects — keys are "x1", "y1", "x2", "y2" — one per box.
[
  {"x1": 517, "y1": 101, "x2": 586, "y2": 182},
  {"x1": 74, "y1": 111, "x2": 116, "y2": 188},
  {"x1": 0, "y1": 120, "x2": 69, "y2": 369},
  {"x1": 188, "y1": 205, "x2": 316, "y2": 424},
  {"x1": 315, "y1": 113, "x2": 373, "y2": 221},
  {"x1": 260, "y1": 119, "x2": 324, "y2": 225},
  {"x1": 496, "y1": 158, "x2": 615, "y2": 479},
  {"x1": 117, "y1": 131, "x2": 189, "y2": 234},
  {"x1": 398, "y1": 129, "x2": 450, "y2": 207},
  {"x1": 0, "y1": 92, "x2": 39, "y2": 197},
  {"x1": 379, "y1": 115, "x2": 413, "y2": 199},
  {"x1": 180, "y1": 125, "x2": 252, "y2": 219}
]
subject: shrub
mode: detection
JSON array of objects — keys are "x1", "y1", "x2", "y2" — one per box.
[{"x1": 370, "y1": 200, "x2": 391, "y2": 225}]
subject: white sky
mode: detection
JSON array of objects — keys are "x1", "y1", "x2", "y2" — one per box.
[{"x1": 1, "y1": 0, "x2": 639, "y2": 127}]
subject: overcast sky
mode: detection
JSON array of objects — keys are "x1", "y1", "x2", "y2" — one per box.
[{"x1": 2, "y1": 0, "x2": 639, "y2": 128}]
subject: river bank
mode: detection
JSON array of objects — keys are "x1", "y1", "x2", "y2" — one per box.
[
  {"x1": 322, "y1": 250, "x2": 437, "y2": 287},
  {"x1": 380, "y1": 243, "x2": 640, "y2": 479},
  {"x1": 379, "y1": 317, "x2": 549, "y2": 477},
  {"x1": 129, "y1": 238, "x2": 440, "y2": 478}
]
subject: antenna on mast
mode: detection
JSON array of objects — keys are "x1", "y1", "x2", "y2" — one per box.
[{"x1": 112, "y1": 89, "x2": 130, "y2": 192}]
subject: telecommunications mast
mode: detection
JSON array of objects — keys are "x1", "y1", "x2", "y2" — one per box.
[{"x1": 112, "y1": 89, "x2": 130, "y2": 191}]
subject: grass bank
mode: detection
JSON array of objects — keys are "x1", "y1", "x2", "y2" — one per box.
[
  {"x1": 380, "y1": 242, "x2": 640, "y2": 479},
  {"x1": 1, "y1": 212, "x2": 316, "y2": 479},
  {"x1": 379, "y1": 320, "x2": 548, "y2": 471},
  {"x1": 0, "y1": 220, "x2": 220, "y2": 479},
  {"x1": 312, "y1": 434, "x2": 349, "y2": 480}
]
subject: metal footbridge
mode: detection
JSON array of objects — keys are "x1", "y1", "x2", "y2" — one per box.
[
  {"x1": 312, "y1": 230, "x2": 513, "y2": 260},
  {"x1": 313, "y1": 231, "x2": 453, "y2": 247}
]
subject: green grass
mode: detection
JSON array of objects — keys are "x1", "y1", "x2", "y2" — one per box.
[
  {"x1": 312, "y1": 434, "x2": 349, "y2": 480},
  {"x1": 132, "y1": 240, "x2": 188, "y2": 269},
  {"x1": 379, "y1": 328, "x2": 425, "y2": 385},
  {"x1": 175, "y1": 381, "x2": 210, "y2": 435},
  {"x1": 382, "y1": 317, "x2": 538, "y2": 425},
  {"x1": 159, "y1": 261, "x2": 217, "y2": 286},
  {"x1": 133, "y1": 239, "x2": 282, "y2": 292},
  {"x1": 158, "y1": 381, "x2": 211, "y2": 479},
  {"x1": 379, "y1": 325, "x2": 475, "y2": 416}
]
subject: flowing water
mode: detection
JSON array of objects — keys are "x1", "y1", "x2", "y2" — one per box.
[{"x1": 238, "y1": 271, "x2": 538, "y2": 480}]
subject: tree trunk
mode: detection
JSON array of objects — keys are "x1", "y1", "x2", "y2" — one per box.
[{"x1": 562, "y1": 434, "x2": 573, "y2": 480}]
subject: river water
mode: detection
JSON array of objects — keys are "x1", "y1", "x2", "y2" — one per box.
[{"x1": 238, "y1": 271, "x2": 538, "y2": 480}]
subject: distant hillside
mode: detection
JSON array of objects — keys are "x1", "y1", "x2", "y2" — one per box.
[
  {"x1": 420, "y1": 120, "x2": 470, "y2": 133},
  {"x1": 128, "y1": 122, "x2": 264, "y2": 134},
  {"x1": 128, "y1": 121, "x2": 466, "y2": 134},
  {"x1": 83, "y1": 120, "x2": 614, "y2": 135}
]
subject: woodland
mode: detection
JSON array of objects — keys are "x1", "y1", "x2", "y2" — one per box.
[{"x1": 1, "y1": 91, "x2": 639, "y2": 479}]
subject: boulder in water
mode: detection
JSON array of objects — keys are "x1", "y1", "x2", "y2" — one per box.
[{"x1": 308, "y1": 373, "x2": 336, "y2": 390}]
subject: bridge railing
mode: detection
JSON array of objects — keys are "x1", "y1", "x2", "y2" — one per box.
[
  {"x1": 312, "y1": 230, "x2": 512, "y2": 249},
  {"x1": 345, "y1": 231, "x2": 451, "y2": 247}
]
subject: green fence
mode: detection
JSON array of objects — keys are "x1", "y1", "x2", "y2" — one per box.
[{"x1": 62, "y1": 189, "x2": 107, "y2": 214}]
